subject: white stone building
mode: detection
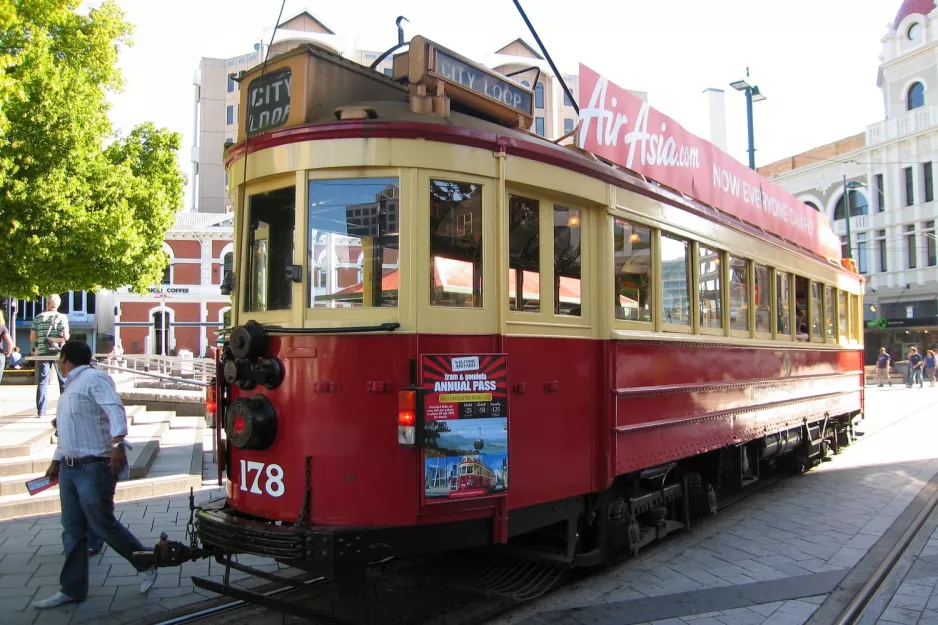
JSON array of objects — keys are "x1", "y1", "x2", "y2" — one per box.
[{"x1": 760, "y1": 0, "x2": 938, "y2": 364}]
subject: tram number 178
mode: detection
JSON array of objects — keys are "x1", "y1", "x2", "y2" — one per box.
[{"x1": 239, "y1": 460, "x2": 285, "y2": 498}]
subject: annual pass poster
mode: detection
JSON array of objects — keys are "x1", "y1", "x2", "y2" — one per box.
[{"x1": 422, "y1": 354, "x2": 508, "y2": 501}]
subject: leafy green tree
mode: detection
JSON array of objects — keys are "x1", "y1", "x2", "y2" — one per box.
[{"x1": 0, "y1": 0, "x2": 183, "y2": 299}]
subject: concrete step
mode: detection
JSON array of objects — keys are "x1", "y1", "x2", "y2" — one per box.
[
  {"x1": 0, "y1": 448, "x2": 55, "y2": 477},
  {"x1": 0, "y1": 403, "x2": 208, "y2": 520},
  {"x1": 0, "y1": 472, "x2": 45, "y2": 497}
]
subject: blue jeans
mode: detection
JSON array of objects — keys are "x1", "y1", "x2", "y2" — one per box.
[
  {"x1": 909, "y1": 369, "x2": 924, "y2": 387},
  {"x1": 59, "y1": 461, "x2": 149, "y2": 600},
  {"x1": 0, "y1": 353, "x2": 5, "y2": 384},
  {"x1": 36, "y1": 360, "x2": 64, "y2": 416}
]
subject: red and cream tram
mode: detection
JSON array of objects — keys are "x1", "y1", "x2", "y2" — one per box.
[{"x1": 143, "y1": 34, "x2": 864, "y2": 602}]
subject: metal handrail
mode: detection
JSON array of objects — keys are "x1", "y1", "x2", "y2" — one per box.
[
  {"x1": 24, "y1": 354, "x2": 213, "y2": 389},
  {"x1": 93, "y1": 361, "x2": 211, "y2": 388}
]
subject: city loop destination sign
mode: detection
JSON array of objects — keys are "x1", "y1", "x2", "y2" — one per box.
[{"x1": 576, "y1": 64, "x2": 842, "y2": 262}]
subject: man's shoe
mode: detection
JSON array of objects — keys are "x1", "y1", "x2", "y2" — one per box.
[
  {"x1": 33, "y1": 592, "x2": 81, "y2": 609},
  {"x1": 140, "y1": 567, "x2": 157, "y2": 594}
]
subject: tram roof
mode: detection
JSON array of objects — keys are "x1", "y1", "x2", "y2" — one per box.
[{"x1": 227, "y1": 43, "x2": 858, "y2": 278}]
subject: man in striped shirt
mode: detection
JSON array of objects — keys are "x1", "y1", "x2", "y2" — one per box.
[
  {"x1": 29, "y1": 294, "x2": 69, "y2": 417},
  {"x1": 33, "y1": 341, "x2": 157, "y2": 610}
]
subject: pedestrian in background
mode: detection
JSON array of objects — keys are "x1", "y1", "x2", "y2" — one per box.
[
  {"x1": 876, "y1": 347, "x2": 892, "y2": 387},
  {"x1": 925, "y1": 350, "x2": 938, "y2": 386},
  {"x1": 33, "y1": 340, "x2": 156, "y2": 610},
  {"x1": 30, "y1": 294, "x2": 69, "y2": 417},
  {"x1": 908, "y1": 347, "x2": 925, "y2": 388},
  {"x1": 0, "y1": 309, "x2": 13, "y2": 384}
]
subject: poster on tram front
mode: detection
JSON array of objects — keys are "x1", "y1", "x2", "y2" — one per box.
[{"x1": 421, "y1": 354, "x2": 509, "y2": 501}]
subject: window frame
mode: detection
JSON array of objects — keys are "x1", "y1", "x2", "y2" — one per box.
[
  {"x1": 696, "y1": 245, "x2": 725, "y2": 337},
  {"x1": 838, "y1": 290, "x2": 848, "y2": 341},
  {"x1": 905, "y1": 166, "x2": 915, "y2": 206},
  {"x1": 875, "y1": 173, "x2": 885, "y2": 212},
  {"x1": 809, "y1": 281, "x2": 824, "y2": 343},
  {"x1": 824, "y1": 285, "x2": 836, "y2": 344},
  {"x1": 753, "y1": 263, "x2": 773, "y2": 340},
  {"x1": 611, "y1": 214, "x2": 655, "y2": 333},
  {"x1": 305, "y1": 173, "x2": 403, "y2": 313},
  {"x1": 505, "y1": 190, "x2": 591, "y2": 333},
  {"x1": 925, "y1": 162, "x2": 934, "y2": 203},
  {"x1": 774, "y1": 270, "x2": 794, "y2": 341},
  {"x1": 659, "y1": 232, "x2": 695, "y2": 334},
  {"x1": 727, "y1": 256, "x2": 752, "y2": 339},
  {"x1": 418, "y1": 169, "x2": 495, "y2": 336},
  {"x1": 238, "y1": 172, "x2": 302, "y2": 327}
]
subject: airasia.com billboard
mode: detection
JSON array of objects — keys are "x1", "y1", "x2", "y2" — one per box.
[{"x1": 576, "y1": 64, "x2": 841, "y2": 262}]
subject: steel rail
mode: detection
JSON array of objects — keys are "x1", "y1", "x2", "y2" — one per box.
[{"x1": 832, "y1": 485, "x2": 938, "y2": 625}]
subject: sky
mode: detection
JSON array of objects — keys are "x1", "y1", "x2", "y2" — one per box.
[{"x1": 96, "y1": 0, "x2": 894, "y2": 208}]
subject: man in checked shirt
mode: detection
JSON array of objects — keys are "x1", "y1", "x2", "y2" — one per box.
[{"x1": 33, "y1": 340, "x2": 157, "y2": 610}]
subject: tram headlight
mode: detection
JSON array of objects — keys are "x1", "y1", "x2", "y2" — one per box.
[{"x1": 225, "y1": 395, "x2": 277, "y2": 450}]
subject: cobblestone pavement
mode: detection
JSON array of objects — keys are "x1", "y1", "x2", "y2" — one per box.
[
  {"x1": 1, "y1": 387, "x2": 936, "y2": 624},
  {"x1": 493, "y1": 387, "x2": 938, "y2": 625}
]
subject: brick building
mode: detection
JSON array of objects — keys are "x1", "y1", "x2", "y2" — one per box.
[{"x1": 97, "y1": 212, "x2": 233, "y2": 356}]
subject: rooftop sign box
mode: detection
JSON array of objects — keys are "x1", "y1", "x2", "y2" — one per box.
[
  {"x1": 235, "y1": 44, "x2": 408, "y2": 142},
  {"x1": 393, "y1": 36, "x2": 534, "y2": 130},
  {"x1": 576, "y1": 64, "x2": 843, "y2": 263}
]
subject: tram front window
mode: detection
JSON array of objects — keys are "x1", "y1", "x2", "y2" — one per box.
[
  {"x1": 508, "y1": 194, "x2": 540, "y2": 312},
  {"x1": 245, "y1": 187, "x2": 296, "y2": 312},
  {"x1": 307, "y1": 178, "x2": 400, "y2": 308},
  {"x1": 430, "y1": 180, "x2": 483, "y2": 308},
  {"x1": 554, "y1": 206, "x2": 582, "y2": 316}
]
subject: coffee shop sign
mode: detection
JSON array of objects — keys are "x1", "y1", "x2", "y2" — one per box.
[{"x1": 148, "y1": 287, "x2": 190, "y2": 294}]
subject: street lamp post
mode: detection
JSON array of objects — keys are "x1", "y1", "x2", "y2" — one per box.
[{"x1": 730, "y1": 68, "x2": 766, "y2": 170}]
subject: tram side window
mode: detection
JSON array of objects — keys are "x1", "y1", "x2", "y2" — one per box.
[
  {"x1": 554, "y1": 206, "x2": 582, "y2": 316},
  {"x1": 307, "y1": 178, "x2": 400, "y2": 309},
  {"x1": 839, "y1": 290, "x2": 848, "y2": 338},
  {"x1": 729, "y1": 256, "x2": 749, "y2": 332},
  {"x1": 754, "y1": 264, "x2": 770, "y2": 334},
  {"x1": 810, "y1": 282, "x2": 823, "y2": 339},
  {"x1": 698, "y1": 246, "x2": 722, "y2": 330},
  {"x1": 430, "y1": 180, "x2": 483, "y2": 308},
  {"x1": 776, "y1": 271, "x2": 791, "y2": 336},
  {"x1": 794, "y1": 276, "x2": 810, "y2": 340},
  {"x1": 851, "y1": 294, "x2": 860, "y2": 340},
  {"x1": 245, "y1": 187, "x2": 296, "y2": 312},
  {"x1": 824, "y1": 286, "x2": 835, "y2": 339},
  {"x1": 508, "y1": 194, "x2": 540, "y2": 313},
  {"x1": 613, "y1": 219, "x2": 652, "y2": 322},
  {"x1": 661, "y1": 234, "x2": 691, "y2": 327}
]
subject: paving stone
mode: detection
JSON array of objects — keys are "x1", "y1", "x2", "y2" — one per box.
[
  {"x1": 895, "y1": 582, "x2": 935, "y2": 598},
  {"x1": 748, "y1": 601, "x2": 784, "y2": 616},
  {"x1": 712, "y1": 607, "x2": 765, "y2": 625},
  {"x1": 775, "y1": 600, "x2": 820, "y2": 619},
  {"x1": 879, "y1": 607, "x2": 924, "y2": 625},
  {"x1": 888, "y1": 592, "x2": 929, "y2": 611},
  {"x1": 0, "y1": 573, "x2": 34, "y2": 588}
]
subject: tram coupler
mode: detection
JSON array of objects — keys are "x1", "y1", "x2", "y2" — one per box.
[{"x1": 131, "y1": 532, "x2": 214, "y2": 570}]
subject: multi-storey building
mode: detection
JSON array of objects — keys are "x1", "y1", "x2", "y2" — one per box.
[
  {"x1": 94, "y1": 212, "x2": 234, "y2": 356},
  {"x1": 760, "y1": 0, "x2": 938, "y2": 364}
]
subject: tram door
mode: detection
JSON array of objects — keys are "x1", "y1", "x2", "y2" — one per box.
[{"x1": 417, "y1": 172, "x2": 499, "y2": 505}]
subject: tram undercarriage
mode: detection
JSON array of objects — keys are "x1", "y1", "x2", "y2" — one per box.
[{"x1": 133, "y1": 409, "x2": 862, "y2": 598}]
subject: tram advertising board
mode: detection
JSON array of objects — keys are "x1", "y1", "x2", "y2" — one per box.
[
  {"x1": 576, "y1": 63, "x2": 842, "y2": 262},
  {"x1": 421, "y1": 354, "x2": 509, "y2": 501}
]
